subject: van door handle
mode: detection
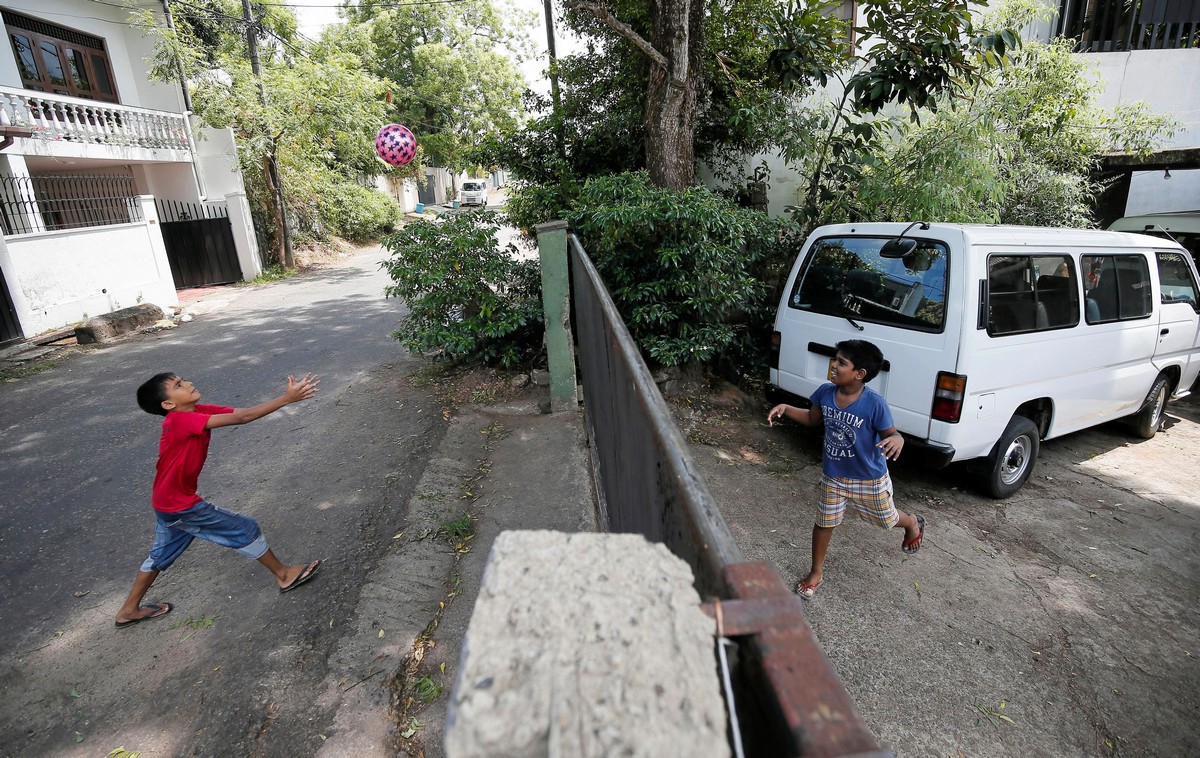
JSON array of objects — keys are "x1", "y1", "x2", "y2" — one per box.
[{"x1": 1161, "y1": 328, "x2": 1170, "y2": 335}]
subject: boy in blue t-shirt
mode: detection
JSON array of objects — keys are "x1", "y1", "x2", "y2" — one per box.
[{"x1": 767, "y1": 339, "x2": 925, "y2": 599}]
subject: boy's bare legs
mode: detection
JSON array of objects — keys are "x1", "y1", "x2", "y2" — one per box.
[
  {"x1": 895, "y1": 510, "x2": 921, "y2": 542},
  {"x1": 257, "y1": 549, "x2": 319, "y2": 589},
  {"x1": 116, "y1": 570, "x2": 166, "y2": 624},
  {"x1": 801, "y1": 525, "x2": 835, "y2": 588}
]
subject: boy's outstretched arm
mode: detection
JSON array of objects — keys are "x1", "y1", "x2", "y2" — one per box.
[
  {"x1": 205, "y1": 374, "x2": 320, "y2": 429},
  {"x1": 767, "y1": 403, "x2": 821, "y2": 427}
]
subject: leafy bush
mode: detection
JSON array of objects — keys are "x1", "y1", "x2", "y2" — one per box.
[
  {"x1": 501, "y1": 177, "x2": 581, "y2": 239},
  {"x1": 382, "y1": 211, "x2": 543, "y2": 368},
  {"x1": 319, "y1": 180, "x2": 402, "y2": 242},
  {"x1": 567, "y1": 172, "x2": 802, "y2": 375}
]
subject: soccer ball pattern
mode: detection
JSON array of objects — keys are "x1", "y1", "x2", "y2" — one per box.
[{"x1": 375, "y1": 124, "x2": 417, "y2": 167}]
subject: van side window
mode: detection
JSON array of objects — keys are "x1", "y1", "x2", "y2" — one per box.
[
  {"x1": 986, "y1": 255, "x2": 1077, "y2": 335},
  {"x1": 1156, "y1": 252, "x2": 1199, "y2": 308},
  {"x1": 1083, "y1": 255, "x2": 1152, "y2": 323},
  {"x1": 788, "y1": 236, "x2": 948, "y2": 332}
]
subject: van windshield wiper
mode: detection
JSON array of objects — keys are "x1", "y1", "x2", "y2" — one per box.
[{"x1": 845, "y1": 315, "x2": 865, "y2": 331}]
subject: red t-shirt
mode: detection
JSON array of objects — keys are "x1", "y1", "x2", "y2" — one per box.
[{"x1": 151, "y1": 403, "x2": 234, "y2": 512}]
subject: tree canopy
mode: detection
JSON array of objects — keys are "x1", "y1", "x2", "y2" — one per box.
[{"x1": 339, "y1": 0, "x2": 533, "y2": 170}]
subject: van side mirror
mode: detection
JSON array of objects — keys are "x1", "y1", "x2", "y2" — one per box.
[{"x1": 880, "y1": 238, "x2": 918, "y2": 258}]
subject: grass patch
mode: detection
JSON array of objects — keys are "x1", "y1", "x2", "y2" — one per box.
[
  {"x1": 0, "y1": 359, "x2": 58, "y2": 383},
  {"x1": 246, "y1": 265, "x2": 299, "y2": 285},
  {"x1": 407, "y1": 675, "x2": 444, "y2": 703},
  {"x1": 436, "y1": 513, "x2": 474, "y2": 543}
]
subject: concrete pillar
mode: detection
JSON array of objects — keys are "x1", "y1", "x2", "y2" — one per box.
[
  {"x1": 535, "y1": 220, "x2": 578, "y2": 412},
  {"x1": 445, "y1": 531, "x2": 729, "y2": 758},
  {"x1": 137, "y1": 195, "x2": 179, "y2": 310},
  {"x1": 224, "y1": 191, "x2": 263, "y2": 280}
]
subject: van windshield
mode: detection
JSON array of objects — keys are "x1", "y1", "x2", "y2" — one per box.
[
  {"x1": 463, "y1": 182, "x2": 485, "y2": 192},
  {"x1": 788, "y1": 236, "x2": 949, "y2": 332}
]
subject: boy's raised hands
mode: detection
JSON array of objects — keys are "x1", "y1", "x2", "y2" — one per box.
[{"x1": 285, "y1": 373, "x2": 320, "y2": 404}]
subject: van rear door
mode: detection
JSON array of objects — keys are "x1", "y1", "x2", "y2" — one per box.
[
  {"x1": 1153, "y1": 250, "x2": 1200, "y2": 392},
  {"x1": 774, "y1": 233, "x2": 960, "y2": 439}
]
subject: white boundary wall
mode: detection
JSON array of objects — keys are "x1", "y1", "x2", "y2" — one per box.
[{"x1": 1, "y1": 196, "x2": 178, "y2": 336}]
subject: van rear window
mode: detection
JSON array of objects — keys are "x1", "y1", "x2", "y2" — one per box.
[{"x1": 788, "y1": 236, "x2": 948, "y2": 332}]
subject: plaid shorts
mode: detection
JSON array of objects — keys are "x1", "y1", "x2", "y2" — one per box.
[{"x1": 816, "y1": 474, "x2": 898, "y2": 529}]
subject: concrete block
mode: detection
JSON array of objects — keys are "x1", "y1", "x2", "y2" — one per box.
[
  {"x1": 75, "y1": 303, "x2": 166, "y2": 344},
  {"x1": 445, "y1": 531, "x2": 729, "y2": 758}
]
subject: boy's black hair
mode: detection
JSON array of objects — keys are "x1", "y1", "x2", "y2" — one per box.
[
  {"x1": 137, "y1": 372, "x2": 177, "y2": 416},
  {"x1": 836, "y1": 339, "x2": 885, "y2": 383}
]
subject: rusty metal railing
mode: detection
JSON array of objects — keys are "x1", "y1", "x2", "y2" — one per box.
[{"x1": 568, "y1": 234, "x2": 890, "y2": 758}]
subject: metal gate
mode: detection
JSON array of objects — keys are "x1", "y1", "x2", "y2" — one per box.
[
  {"x1": 416, "y1": 177, "x2": 436, "y2": 206},
  {"x1": 156, "y1": 200, "x2": 241, "y2": 288},
  {"x1": 0, "y1": 264, "x2": 22, "y2": 345}
]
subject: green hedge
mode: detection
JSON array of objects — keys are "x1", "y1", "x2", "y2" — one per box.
[{"x1": 381, "y1": 210, "x2": 543, "y2": 368}]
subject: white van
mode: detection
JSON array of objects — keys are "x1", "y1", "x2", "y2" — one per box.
[
  {"x1": 768, "y1": 223, "x2": 1200, "y2": 497},
  {"x1": 459, "y1": 180, "x2": 489, "y2": 207}
]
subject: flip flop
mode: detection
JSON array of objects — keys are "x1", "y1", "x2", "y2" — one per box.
[
  {"x1": 796, "y1": 578, "x2": 822, "y2": 600},
  {"x1": 902, "y1": 514, "x2": 926, "y2": 554},
  {"x1": 115, "y1": 602, "x2": 173, "y2": 628},
  {"x1": 280, "y1": 560, "x2": 321, "y2": 593}
]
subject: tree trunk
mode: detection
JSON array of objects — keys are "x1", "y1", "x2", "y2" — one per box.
[
  {"x1": 644, "y1": 0, "x2": 703, "y2": 190},
  {"x1": 261, "y1": 155, "x2": 288, "y2": 268}
]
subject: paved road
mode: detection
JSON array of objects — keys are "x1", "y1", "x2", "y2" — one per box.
[
  {"x1": 680, "y1": 390, "x2": 1200, "y2": 757},
  {"x1": 0, "y1": 248, "x2": 446, "y2": 755}
]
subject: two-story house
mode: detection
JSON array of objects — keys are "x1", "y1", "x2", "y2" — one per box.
[
  {"x1": 1038, "y1": 0, "x2": 1200, "y2": 221},
  {"x1": 0, "y1": 0, "x2": 262, "y2": 346}
]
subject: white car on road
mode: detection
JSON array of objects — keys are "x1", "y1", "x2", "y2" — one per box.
[{"x1": 459, "y1": 180, "x2": 489, "y2": 207}]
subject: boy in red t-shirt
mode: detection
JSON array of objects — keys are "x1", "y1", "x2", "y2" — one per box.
[{"x1": 114, "y1": 372, "x2": 323, "y2": 628}]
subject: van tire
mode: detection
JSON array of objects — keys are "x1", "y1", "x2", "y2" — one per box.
[
  {"x1": 983, "y1": 416, "x2": 1039, "y2": 499},
  {"x1": 1131, "y1": 374, "x2": 1170, "y2": 439}
]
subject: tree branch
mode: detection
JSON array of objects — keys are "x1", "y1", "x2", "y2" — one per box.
[{"x1": 566, "y1": 1, "x2": 667, "y2": 69}]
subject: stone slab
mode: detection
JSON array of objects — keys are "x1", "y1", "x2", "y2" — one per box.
[
  {"x1": 75, "y1": 303, "x2": 166, "y2": 344},
  {"x1": 444, "y1": 530, "x2": 729, "y2": 758}
]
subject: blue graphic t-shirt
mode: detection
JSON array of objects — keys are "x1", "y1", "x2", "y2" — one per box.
[{"x1": 811, "y1": 382, "x2": 894, "y2": 481}]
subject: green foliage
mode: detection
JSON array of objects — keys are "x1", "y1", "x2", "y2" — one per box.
[
  {"x1": 850, "y1": 8, "x2": 1178, "y2": 228},
  {"x1": 382, "y1": 213, "x2": 543, "y2": 368},
  {"x1": 500, "y1": 177, "x2": 582, "y2": 237},
  {"x1": 135, "y1": 0, "x2": 398, "y2": 258},
  {"x1": 343, "y1": 0, "x2": 530, "y2": 170},
  {"x1": 847, "y1": 0, "x2": 1019, "y2": 117},
  {"x1": 567, "y1": 173, "x2": 802, "y2": 372},
  {"x1": 316, "y1": 181, "x2": 401, "y2": 242}
]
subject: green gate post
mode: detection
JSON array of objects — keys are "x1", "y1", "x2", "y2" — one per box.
[{"x1": 535, "y1": 220, "x2": 578, "y2": 412}]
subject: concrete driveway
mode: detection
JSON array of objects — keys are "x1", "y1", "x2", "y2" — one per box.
[{"x1": 675, "y1": 391, "x2": 1200, "y2": 757}]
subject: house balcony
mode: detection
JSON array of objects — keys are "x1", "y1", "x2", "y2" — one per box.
[{"x1": 0, "y1": 86, "x2": 193, "y2": 165}]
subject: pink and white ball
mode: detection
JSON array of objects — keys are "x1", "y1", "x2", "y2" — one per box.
[{"x1": 374, "y1": 124, "x2": 417, "y2": 167}]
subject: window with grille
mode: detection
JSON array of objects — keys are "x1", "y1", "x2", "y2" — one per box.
[{"x1": 3, "y1": 10, "x2": 118, "y2": 103}]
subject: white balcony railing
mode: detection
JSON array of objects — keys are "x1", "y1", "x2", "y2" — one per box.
[{"x1": 0, "y1": 86, "x2": 190, "y2": 151}]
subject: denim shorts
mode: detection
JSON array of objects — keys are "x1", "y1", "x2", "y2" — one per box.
[{"x1": 141, "y1": 500, "x2": 269, "y2": 572}]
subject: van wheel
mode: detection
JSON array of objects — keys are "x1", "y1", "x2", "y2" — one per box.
[
  {"x1": 982, "y1": 416, "x2": 1039, "y2": 499},
  {"x1": 1131, "y1": 374, "x2": 1170, "y2": 439}
]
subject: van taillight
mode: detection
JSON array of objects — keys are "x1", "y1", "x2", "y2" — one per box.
[
  {"x1": 770, "y1": 331, "x2": 781, "y2": 369},
  {"x1": 931, "y1": 372, "x2": 967, "y2": 423}
]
